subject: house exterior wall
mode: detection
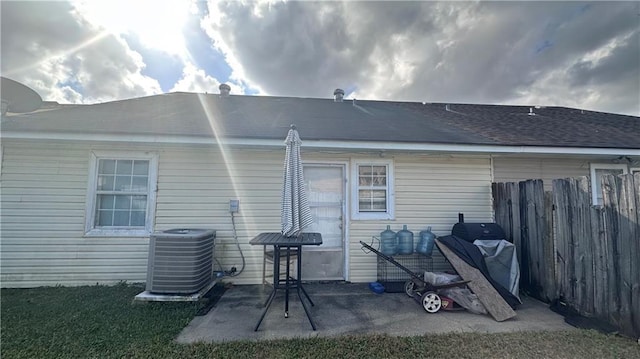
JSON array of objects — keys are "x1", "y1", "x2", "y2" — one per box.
[
  {"x1": 492, "y1": 156, "x2": 590, "y2": 191},
  {"x1": 0, "y1": 139, "x2": 493, "y2": 287}
]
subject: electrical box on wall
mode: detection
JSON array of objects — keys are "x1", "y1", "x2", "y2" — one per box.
[{"x1": 229, "y1": 199, "x2": 239, "y2": 213}]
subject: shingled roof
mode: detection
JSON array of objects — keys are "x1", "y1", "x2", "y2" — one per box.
[{"x1": 2, "y1": 92, "x2": 638, "y2": 150}]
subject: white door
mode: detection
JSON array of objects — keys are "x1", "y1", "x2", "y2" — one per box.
[{"x1": 302, "y1": 165, "x2": 345, "y2": 281}]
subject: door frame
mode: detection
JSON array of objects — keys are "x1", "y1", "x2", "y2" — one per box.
[{"x1": 303, "y1": 161, "x2": 350, "y2": 281}]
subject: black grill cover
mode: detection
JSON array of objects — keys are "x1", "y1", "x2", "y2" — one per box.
[{"x1": 452, "y1": 223, "x2": 506, "y2": 242}]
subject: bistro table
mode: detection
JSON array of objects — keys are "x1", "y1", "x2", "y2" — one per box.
[{"x1": 249, "y1": 232, "x2": 323, "y2": 331}]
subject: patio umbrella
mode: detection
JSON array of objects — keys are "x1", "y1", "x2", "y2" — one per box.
[{"x1": 281, "y1": 125, "x2": 313, "y2": 237}]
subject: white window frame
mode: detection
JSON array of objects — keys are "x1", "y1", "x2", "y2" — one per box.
[
  {"x1": 589, "y1": 163, "x2": 628, "y2": 206},
  {"x1": 85, "y1": 151, "x2": 158, "y2": 237},
  {"x1": 351, "y1": 159, "x2": 395, "y2": 220},
  {"x1": 631, "y1": 167, "x2": 640, "y2": 175}
]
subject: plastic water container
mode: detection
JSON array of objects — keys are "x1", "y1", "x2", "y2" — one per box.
[
  {"x1": 397, "y1": 225, "x2": 414, "y2": 255},
  {"x1": 380, "y1": 225, "x2": 398, "y2": 255},
  {"x1": 417, "y1": 226, "x2": 436, "y2": 256}
]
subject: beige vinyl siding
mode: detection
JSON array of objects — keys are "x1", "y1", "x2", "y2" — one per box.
[
  {"x1": 155, "y1": 149, "x2": 355, "y2": 285},
  {"x1": 348, "y1": 154, "x2": 493, "y2": 283},
  {"x1": 154, "y1": 147, "x2": 287, "y2": 286},
  {"x1": 492, "y1": 156, "x2": 590, "y2": 190},
  {"x1": 1, "y1": 139, "x2": 494, "y2": 287},
  {"x1": 0, "y1": 140, "x2": 154, "y2": 287}
]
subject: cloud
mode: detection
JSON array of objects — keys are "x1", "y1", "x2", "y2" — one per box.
[
  {"x1": 2, "y1": 1, "x2": 637, "y2": 116},
  {"x1": 202, "y1": 1, "x2": 639, "y2": 115},
  {"x1": 1, "y1": 1, "x2": 162, "y2": 103},
  {"x1": 170, "y1": 61, "x2": 243, "y2": 95}
]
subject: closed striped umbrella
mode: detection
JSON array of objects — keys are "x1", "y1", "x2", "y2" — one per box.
[{"x1": 281, "y1": 125, "x2": 313, "y2": 237}]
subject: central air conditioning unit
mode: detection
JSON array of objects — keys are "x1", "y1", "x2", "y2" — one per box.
[{"x1": 146, "y1": 228, "x2": 216, "y2": 294}]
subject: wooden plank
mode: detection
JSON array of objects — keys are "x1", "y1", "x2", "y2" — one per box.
[
  {"x1": 577, "y1": 176, "x2": 594, "y2": 315},
  {"x1": 532, "y1": 180, "x2": 544, "y2": 296},
  {"x1": 435, "y1": 239, "x2": 516, "y2": 322},
  {"x1": 632, "y1": 173, "x2": 640, "y2": 337},
  {"x1": 508, "y1": 182, "x2": 522, "y2": 271},
  {"x1": 602, "y1": 174, "x2": 622, "y2": 328},
  {"x1": 612, "y1": 174, "x2": 635, "y2": 336},
  {"x1": 543, "y1": 190, "x2": 556, "y2": 302},
  {"x1": 552, "y1": 178, "x2": 569, "y2": 303},
  {"x1": 519, "y1": 181, "x2": 532, "y2": 295},
  {"x1": 591, "y1": 205, "x2": 607, "y2": 319}
]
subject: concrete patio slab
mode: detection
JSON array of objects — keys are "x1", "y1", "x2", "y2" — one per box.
[{"x1": 176, "y1": 282, "x2": 574, "y2": 343}]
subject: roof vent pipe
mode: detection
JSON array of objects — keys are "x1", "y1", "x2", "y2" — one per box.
[
  {"x1": 333, "y1": 88, "x2": 344, "y2": 102},
  {"x1": 219, "y1": 83, "x2": 231, "y2": 96},
  {"x1": 528, "y1": 107, "x2": 535, "y2": 115},
  {"x1": 445, "y1": 104, "x2": 450, "y2": 111}
]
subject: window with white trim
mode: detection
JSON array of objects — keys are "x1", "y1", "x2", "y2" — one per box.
[
  {"x1": 85, "y1": 151, "x2": 158, "y2": 236},
  {"x1": 351, "y1": 160, "x2": 394, "y2": 220},
  {"x1": 589, "y1": 163, "x2": 628, "y2": 205}
]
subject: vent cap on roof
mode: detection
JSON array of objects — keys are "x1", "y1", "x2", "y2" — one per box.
[
  {"x1": 219, "y1": 83, "x2": 231, "y2": 96},
  {"x1": 333, "y1": 88, "x2": 344, "y2": 102}
]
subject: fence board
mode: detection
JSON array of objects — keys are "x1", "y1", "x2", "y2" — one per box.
[
  {"x1": 519, "y1": 180, "x2": 548, "y2": 300},
  {"x1": 577, "y1": 177, "x2": 594, "y2": 315},
  {"x1": 494, "y1": 175, "x2": 639, "y2": 338},
  {"x1": 492, "y1": 181, "x2": 522, "y2": 275},
  {"x1": 591, "y1": 205, "x2": 607, "y2": 318},
  {"x1": 604, "y1": 174, "x2": 637, "y2": 336},
  {"x1": 603, "y1": 175, "x2": 623, "y2": 330},
  {"x1": 633, "y1": 173, "x2": 640, "y2": 336},
  {"x1": 544, "y1": 191, "x2": 556, "y2": 301},
  {"x1": 552, "y1": 178, "x2": 572, "y2": 305}
]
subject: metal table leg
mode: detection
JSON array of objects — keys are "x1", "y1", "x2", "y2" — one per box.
[
  {"x1": 254, "y1": 243, "x2": 318, "y2": 331},
  {"x1": 255, "y1": 245, "x2": 281, "y2": 331},
  {"x1": 296, "y1": 246, "x2": 317, "y2": 330},
  {"x1": 284, "y1": 246, "x2": 291, "y2": 318}
]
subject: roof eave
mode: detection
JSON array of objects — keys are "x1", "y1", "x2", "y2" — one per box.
[{"x1": 2, "y1": 131, "x2": 639, "y2": 156}]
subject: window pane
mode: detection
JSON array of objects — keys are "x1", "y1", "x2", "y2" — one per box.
[
  {"x1": 98, "y1": 195, "x2": 115, "y2": 210},
  {"x1": 132, "y1": 196, "x2": 147, "y2": 210},
  {"x1": 116, "y1": 160, "x2": 133, "y2": 175},
  {"x1": 358, "y1": 166, "x2": 372, "y2": 176},
  {"x1": 133, "y1": 160, "x2": 149, "y2": 175},
  {"x1": 99, "y1": 159, "x2": 116, "y2": 174},
  {"x1": 372, "y1": 166, "x2": 386, "y2": 176},
  {"x1": 358, "y1": 189, "x2": 372, "y2": 211},
  {"x1": 130, "y1": 211, "x2": 146, "y2": 226},
  {"x1": 113, "y1": 210, "x2": 130, "y2": 226},
  {"x1": 373, "y1": 175, "x2": 386, "y2": 186},
  {"x1": 359, "y1": 165, "x2": 387, "y2": 187},
  {"x1": 96, "y1": 210, "x2": 113, "y2": 226},
  {"x1": 115, "y1": 195, "x2": 131, "y2": 209},
  {"x1": 115, "y1": 175, "x2": 131, "y2": 191},
  {"x1": 372, "y1": 190, "x2": 387, "y2": 210},
  {"x1": 132, "y1": 176, "x2": 148, "y2": 191},
  {"x1": 97, "y1": 175, "x2": 115, "y2": 191},
  {"x1": 359, "y1": 175, "x2": 372, "y2": 186}
]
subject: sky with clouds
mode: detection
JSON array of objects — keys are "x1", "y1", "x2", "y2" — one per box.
[{"x1": 1, "y1": 1, "x2": 638, "y2": 116}]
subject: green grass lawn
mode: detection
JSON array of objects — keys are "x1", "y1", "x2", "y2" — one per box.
[{"x1": 2, "y1": 283, "x2": 638, "y2": 358}]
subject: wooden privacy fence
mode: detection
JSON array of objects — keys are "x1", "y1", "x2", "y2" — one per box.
[{"x1": 492, "y1": 174, "x2": 639, "y2": 338}]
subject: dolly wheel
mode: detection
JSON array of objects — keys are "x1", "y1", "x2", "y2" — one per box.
[
  {"x1": 421, "y1": 291, "x2": 442, "y2": 313},
  {"x1": 404, "y1": 280, "x2": 417, "y2": 297}
]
